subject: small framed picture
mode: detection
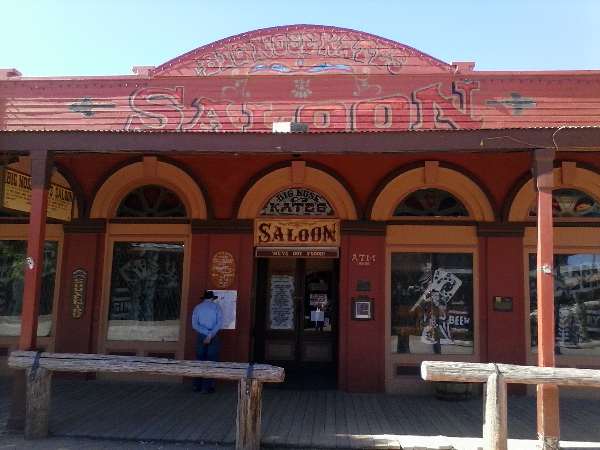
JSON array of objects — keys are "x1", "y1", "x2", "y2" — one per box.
[
  {"x1": 493, "y1": 296, "x2": 513, "y2": 312},
  {"x1": 352, "y1": 296, "x2": 373, "y2": 320}
]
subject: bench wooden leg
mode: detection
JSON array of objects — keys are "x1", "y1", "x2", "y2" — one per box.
[
  {"x1": 483, "y1": 370, "x2": 507, "y2": 450},
  {"x1": 25, "y1": 366, "x2": 51, "y2": 439},
  {"x1": 236, "y1": 378, "x2": 263, "y2": 450}
]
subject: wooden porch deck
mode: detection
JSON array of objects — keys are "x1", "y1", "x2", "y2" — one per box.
[{"x1": 1, "y1": 377, "x2": 600, "y2": 449}]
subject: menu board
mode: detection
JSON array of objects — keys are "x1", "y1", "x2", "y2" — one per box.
[
  {"x1": 269, "y1": 275, "x2": 295, "y2": 330},
  {"x1": 213, "y1": 290, "x2": 237, "y2": 330}
]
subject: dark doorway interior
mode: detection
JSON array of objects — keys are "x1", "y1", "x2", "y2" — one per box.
[{"x1": 254, "y1": 257, "x2": 338, "y2": 389}]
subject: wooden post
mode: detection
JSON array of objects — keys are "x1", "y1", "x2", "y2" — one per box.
[
  {"x1": 8, "y1": 150, "x2": 52, "y2": 433},
  {"x1": 483, "y1": 368, "x2": 508, "y2": 450},
  {"x1": 19, "y1": 149, "x2": 53, "y2": 351},
  {"x1": 236, "y1": 377, "x2": 263, "y2": 450},
  {"x1": 533, "y1": 148, "x2": 560, "y2": 449},
  {"x1": 25, "y1": 366, "x2": 52, "y2": 439}
]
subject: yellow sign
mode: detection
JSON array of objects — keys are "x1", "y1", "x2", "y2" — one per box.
[
  {"x1": 0, "y1": 168, "x2": 74, "y2": 221},
  {"x1": 254, "y1": 219, "x2": 340, "y2": 247}
]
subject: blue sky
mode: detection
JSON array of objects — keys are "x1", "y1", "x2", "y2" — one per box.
[{"x1": 1, "y1": 0, "x2": 599, "y2": 77}]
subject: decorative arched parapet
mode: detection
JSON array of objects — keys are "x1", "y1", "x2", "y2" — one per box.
[
  {"x1": 370, "y1": 162, "x2": 495, "y2": 221},
  {"x1": 237, "y1": 162, "x2": 358, "y2": 219},
  {"x1": 508, "y1": 162, "x2": 600, "y2": 221},
  {"x1": 151, "y1": 25, "x2": 453, "y2": 77},
  {"x1": 90, "y1": 157, "x2": 207, "y2": 219}
]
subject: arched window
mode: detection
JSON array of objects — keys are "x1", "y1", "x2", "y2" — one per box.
[
  {"x1": 260, "y1": 188, "x2": 335, "y2": 216},
  {"x1": 393, "y1": 188, "x2": 469, "y2": 217},
  {"x1": 116, "y1": 185, "x2": 187, "y2": 218},
  {"x1": 528, "y1": 189, "x2": 600, "y2": 218}
]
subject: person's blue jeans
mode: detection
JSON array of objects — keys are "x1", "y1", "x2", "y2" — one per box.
[{"x1": 193, "y1": 333, "x2": 220, "y2": 391}]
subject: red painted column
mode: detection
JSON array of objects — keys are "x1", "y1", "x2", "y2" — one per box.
[
  {"x1": 54, "y1": 222, "x2": 105, "y2": 355},
  {"x1": 534, "y1": 148, "x2": 560, "y2": 449},
  {"x1": 339, "y1": 222, "x2": 386, "y2": 392},
  {"x1": 19, "y1": 150, "x2": 52, "y2": 350},
  {"x1": 9, "y1": 150, "x2": 52, "y2": 431}
]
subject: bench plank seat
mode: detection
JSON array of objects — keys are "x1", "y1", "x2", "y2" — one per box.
[{"x1": 8, "y1": 350, "x2": 284, "y2": 450}]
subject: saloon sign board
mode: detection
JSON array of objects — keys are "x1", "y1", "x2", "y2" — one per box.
[
  {"x1": 254, "y1": 218, "x2": 340, "y2": 257},
  {"x1": 0, "y1": 167, "x2": 74, "y2": 221}
]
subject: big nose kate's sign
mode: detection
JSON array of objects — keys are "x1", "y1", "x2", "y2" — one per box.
[{"x1": 254, "y1": 219, "x2": 340, "y2": 247}]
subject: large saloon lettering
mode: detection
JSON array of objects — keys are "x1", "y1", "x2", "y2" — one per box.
[
  {"x1": 124, "y1": 81, "x2": 482, "y2": 132},
  {"x1": 255, "y1": 219, "x2": 339, "y2": 246}
]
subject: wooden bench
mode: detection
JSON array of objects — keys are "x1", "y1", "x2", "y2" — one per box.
[
  {"x1": 8, "y1": 351, "x2": 285, "y2": 450},
  {"x1": 421, "y1": 361, "x2": 600, "y2": 450}
]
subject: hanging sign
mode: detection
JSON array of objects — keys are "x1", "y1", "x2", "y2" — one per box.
[
  {"x1": 210, "y1": 251, "x2": 236, "y2": 289},
  {"x1": 71, "y1": 268, "x2": 88, "y2": 319},
  {"x1": 255, "y1": 246, "x2": 339, "y2": 258},
  {"x1": 0, "y1": 167, "x2": 74, "y2": 221},
  {"x1": 254, "y1": 219, "x2": 340, "y2": 247}
]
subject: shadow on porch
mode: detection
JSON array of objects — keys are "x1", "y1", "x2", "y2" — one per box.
[{"x1": 1, "y1": 377, "x2": 600, "y2": 449}]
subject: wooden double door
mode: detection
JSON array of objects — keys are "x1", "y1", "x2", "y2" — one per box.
[{"x1": 254, "y1": 258, "x2": 338, "y2": 386}]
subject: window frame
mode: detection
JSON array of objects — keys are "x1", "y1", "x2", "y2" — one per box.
[
  {"x1": 0, "y1": 224, "x2": 64, "y2": 351},
  {"x1": 384, "y1": 225, "x2": 481, "y2": 391},
  {"x1": 392, "y1": 188, "x2": 470, "y2": 218},
  {"x1": 523, "y1": 226, "x2": 600, "y2": 368},
  {"x1": 99, "y1": 224, "x2": 191, "y2": 359}
]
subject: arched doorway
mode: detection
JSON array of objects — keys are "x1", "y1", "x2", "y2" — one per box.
[{"x1": 238, "y1": 162, "x2": 357, "y2": 388}]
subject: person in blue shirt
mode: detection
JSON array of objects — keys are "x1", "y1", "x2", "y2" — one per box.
[{"x1": 191, "y1": 290, "x2": 223, "y2": 393}]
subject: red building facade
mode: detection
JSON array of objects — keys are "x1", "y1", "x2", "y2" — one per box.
[{"x1": 1, "y1": 25, "x2": 600, "y2": 393}]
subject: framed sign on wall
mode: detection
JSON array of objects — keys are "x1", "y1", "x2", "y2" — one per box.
[{"x1": 352, "y1": 296, "x2": 374, "y2": 320}]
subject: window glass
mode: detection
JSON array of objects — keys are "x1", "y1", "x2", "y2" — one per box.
[
  {"x1": 391, "y1": 253, "x2": 474, "y2": 354},
  {"x1": 393, "y1": 189, "x2": 469, "y2": 217},
  {"x1": 529, "y1": 189, "x2": 600, "y2": 218},
  {"x1": 0, "y1": 240, "x2": 58, "y2": 336},
  {"x1": 529, "y1": 253, "x2": 600, "y2": 355},
  {"x1": 116, "y1": 185, "x2": 186, "y2": 217},
  {"x1": 108, "y1": 242, "x2": 184, "y2": 341}
]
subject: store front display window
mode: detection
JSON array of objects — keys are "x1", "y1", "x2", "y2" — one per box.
[
  {"x1": 529, "y1": 253, "x2": 600, "y2": 356},
  {"x1": 391, "y1": 252, "x2": 474, "y2": 354},
  {"x1": 107, "y1": 242, "x2": 184, "y2": 342},
  {"x1": 0, "y1": 240, "x2": 58, "y2": 336}
]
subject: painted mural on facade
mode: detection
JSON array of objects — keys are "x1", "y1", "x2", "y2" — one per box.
[
  {"x1": 124, "y1": 79, "x2": 482, "y2": 132},
  {"x1": 2, "y1": 25, "x2": 600, "y2": 132},
  {"x1": 151, "y1": 25, "x2": 452, "y2": 77}
]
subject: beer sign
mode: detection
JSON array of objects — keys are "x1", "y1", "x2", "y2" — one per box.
[
  {"x1": 0, "y1": 167, "x2": 74, "y2": 221},
  {"x1": 254, "y1": 219, "x2": 340, "y2": 247}
]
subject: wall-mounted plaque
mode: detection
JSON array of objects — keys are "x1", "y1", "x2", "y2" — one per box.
[
  {"x1": 71, "y1": 268, "x2": 88, "y2": 319},
  {"x1": 352, "y1": 296, "x2": 374, "y2": 320},
  {"x1": 269, "y1": 274, "x2": 295, "y2": 330},
  {"x1": 210, "y1": 251, "x2": 236, "y2": 289},
  {"x1": 0, "y1": 167, "x2": 74, "y2": 221},
  {"x1": 493, "y1": 296, "x2": 513, "y2": 312}
]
